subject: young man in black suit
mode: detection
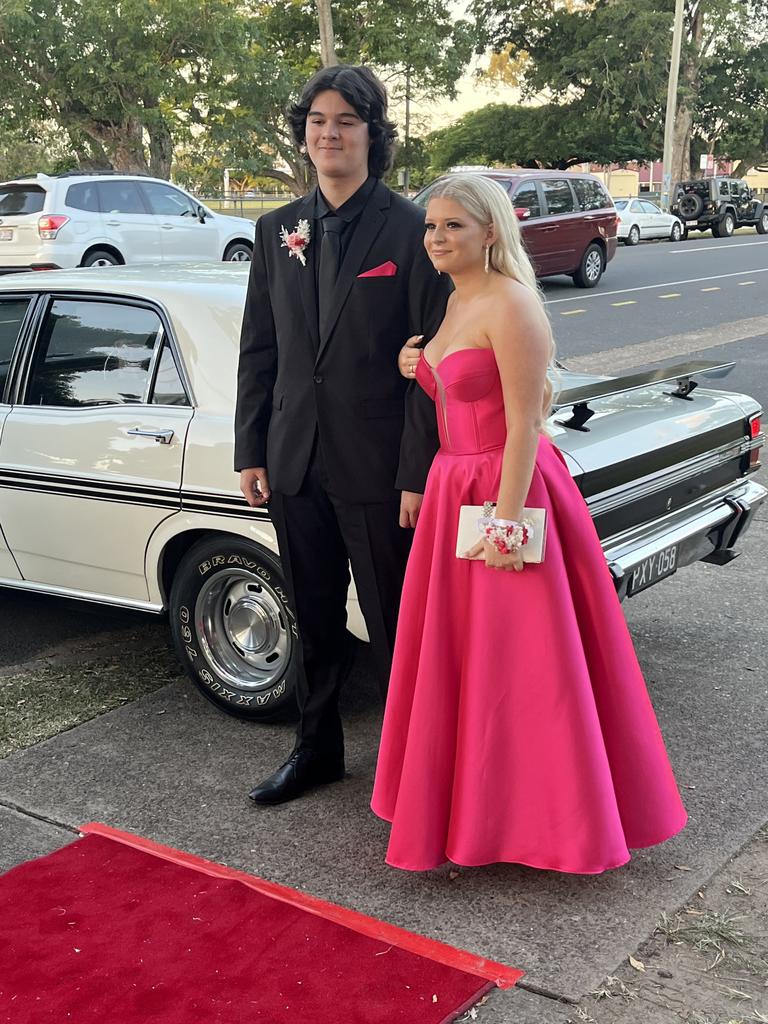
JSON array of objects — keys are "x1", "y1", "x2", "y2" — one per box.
[{"x1": 235, "y1": 64, "x2": 450, "y2": 804}]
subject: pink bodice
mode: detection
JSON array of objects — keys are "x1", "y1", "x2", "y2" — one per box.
[{"x1": 415, "y1": 347, "x2": 506, "y2": 454}]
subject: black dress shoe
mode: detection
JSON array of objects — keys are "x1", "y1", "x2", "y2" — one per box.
[{"x1": 247, "y1": 749, "x2": 345, "y2": 805}]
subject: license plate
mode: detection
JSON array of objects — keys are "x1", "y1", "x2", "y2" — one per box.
[
  {"x1": 0, "y1": 229, "x2": 12, "y2": 241},
  {"x1": 628, "y1": 544, "x2": 678, "y2": 595}
]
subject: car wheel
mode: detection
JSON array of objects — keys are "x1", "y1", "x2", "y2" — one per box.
[
  {"x1": 625, "y1": 225, "x2": 641, "y2": 246},
  {"x1": 223, "y1": 242, "x2": 252, "y2": 262},
  {"x1": 711, "y1": 222, "x2": 721, "y2": 238},
  {"x1": 81, "y1": 249, "x2": 121, "y2": 268},
  {"x1": 721, "y1": 212, "x2": 735, "y2": 237},
  {"x1": 169, "y1": 535, "x2": 298, "y2": 721},
  {"x1": 572, "y1": 243, "x2": 604, "y2": 288},
  {"x1": 678, "y1": 193, "x2": 704, "y2": 220},
  {"x1": 756, "y1": 211, "x2": 768, "y2": 234},
  {"x1": 669, "y1": 221, "x2": 682, "y2": 242}
]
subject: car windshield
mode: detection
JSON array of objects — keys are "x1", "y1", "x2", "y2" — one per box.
[
  {"x1": 614, "y1": 200, "x2": 628, "y2": 210},
  {"x1": 0, "y1": 184, "x2": 46, "y2": 216}
]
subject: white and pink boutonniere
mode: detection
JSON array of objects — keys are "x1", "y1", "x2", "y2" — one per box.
[{"x1": 279, "y1": 219, "x2": 311, "y2": 266}]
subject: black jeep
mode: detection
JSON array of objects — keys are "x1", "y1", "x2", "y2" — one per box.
[{"x1": 671, "y1": 177, "x2": 768, "y2": 238}]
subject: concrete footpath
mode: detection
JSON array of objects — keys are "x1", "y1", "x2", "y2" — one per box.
[{"x1": 1, "y1": 510, "x2": 767, "y2": 1022}]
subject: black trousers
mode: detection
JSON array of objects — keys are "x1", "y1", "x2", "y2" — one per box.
[{"x1": 269, "y1": 440, "x2": 412, "y2": 763}]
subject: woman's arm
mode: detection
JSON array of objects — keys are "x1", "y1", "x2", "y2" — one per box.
[{"x1": 490, "y1": 283, "x2": 551, "y2": 524}]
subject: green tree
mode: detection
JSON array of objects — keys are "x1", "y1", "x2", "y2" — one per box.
[
  {"x1": 426, "y1": 102, "x2": 648, "y2": 172},
  {"x1": 471, "y1": 0, "x2": 768, "y2": 179}
]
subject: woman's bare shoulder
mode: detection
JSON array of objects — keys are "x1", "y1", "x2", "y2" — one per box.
[{"x1": 487, "y1": 277, "x2": 550, "y2": 343}]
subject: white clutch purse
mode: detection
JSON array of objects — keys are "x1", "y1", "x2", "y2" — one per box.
[{"x1": 456, "y1": 504, "x2": 548, "y2": 563}]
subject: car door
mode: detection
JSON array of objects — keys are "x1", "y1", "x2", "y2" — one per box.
[
  {"x1": 537, "y1": 178, "x2": 583, "y2": 275},
  {"x1": 0, "y1": 292, "x2": 37, "y2": 580},
  {"x1": 640, "y1": 200, "x2": 666, "y2": 237},
  {"x1": 508, "y1": 180, "x2": 547, "y2": 275},
  {"x1": 0, "y1": 294, "x2": 193, "y2": 602},
  {"x1": 140, "y1": 182, "x2": 220, "y2": 262},
  {"x1": 627, "y1": 200, "x2": 649, "y2": 237},
  {"x1": 96, "y1": 180, "x2": 162, "y2": 263}
]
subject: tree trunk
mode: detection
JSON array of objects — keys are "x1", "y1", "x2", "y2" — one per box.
[
  {"x1": 81, "y1": 115, "x2": 149, "y2": 173},
  {"x1": 315, "y1": 0, "x2": 338, "y2": 67},
  {"x1": 147, "y1": 118, "x2": 174, "y2": 179}
]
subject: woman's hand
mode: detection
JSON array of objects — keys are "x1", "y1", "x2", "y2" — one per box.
[
  {"x1": 398, "y1": 335, "x2": 423, "y2": 379},
  {"x1": 464, "y1": 539, "x2": 525, "y2": 572}
]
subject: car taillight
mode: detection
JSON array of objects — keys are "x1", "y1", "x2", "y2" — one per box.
[
  {"x1": 749, "y1": 413, "x2": 762, "y2": 469},
  {"x1": 38, "y1": 215, "x2": 69, "y2": 239}
]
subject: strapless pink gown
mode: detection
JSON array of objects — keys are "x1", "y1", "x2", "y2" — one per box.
[{"x1": 371, "y1": 347, "x2": 687, "y2": 873}]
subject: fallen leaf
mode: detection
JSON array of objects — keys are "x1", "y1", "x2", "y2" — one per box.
[{"x1": 628, "y1": 955, "x2": 646, "y2": 972}]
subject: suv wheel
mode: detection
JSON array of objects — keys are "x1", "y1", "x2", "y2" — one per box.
[
  {"x1": 625, "y1": 225, "x2": 640, "y2": 246},
  {"x1": 169, "y1": 535, "x2": 298, "y2": 721},
  {"x1": 573, "y1": 243, "x2": 604, "y2": 288},
  {"x1": 81, "y1": 249, "x2": 121, "y2": 268},
  {"x1": 756, "y1": 211, "x2": 768, "y2": 235},
  {"x1": 223, "y1": 241, "x2": 252, "y2": 262},
  {"x1": 669, "y1": 221, "x2": 683, "y2": 242},
  {"x1": 720, "y1": 212, "x2": 736, "y2": 237}
]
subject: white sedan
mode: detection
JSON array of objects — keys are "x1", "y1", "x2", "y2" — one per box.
[{"x1": 615, "y1": 198, "x2": 683, "y2": 245}]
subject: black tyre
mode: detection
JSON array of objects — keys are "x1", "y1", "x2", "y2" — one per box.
[
  {"x1": 720, "y1": 212, "x2": 735, "y2": 237},
  {"x1": 711, "y1": 222, "x2": 721, "y2": 238},
  {"x1": 81, "y1": 249, "x2": 121, "y2": 268},
  {"x1": 572, "y1": 243, "x2": 604, "y2": 288},
  {"x1": 678, "y1": 193, "x2": 704, "y2": 220},
  {"x1": 625, "y1": 225, "x2": 640, "y2": 246},
  {"x1": 756, "y1": 211, "x2": 768, "y2": 235},
  {"x1": 669, "y1": 221, "x2": 683, "y2": 242},
  {"x1": 223, "y1": 241, "x2": 253, "y2": 262},
  {"x1": 169, "y1": 535, "x2": 298, "y2": 721}
]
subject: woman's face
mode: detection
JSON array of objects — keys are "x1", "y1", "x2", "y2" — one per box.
[{"x1": 424, "y1": 196, "x2": 491, "y2": 275}]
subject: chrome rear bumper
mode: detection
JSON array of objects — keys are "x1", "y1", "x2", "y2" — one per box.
[{"x1": 605, "y1": 476, "x2": 767, "y2": 600}]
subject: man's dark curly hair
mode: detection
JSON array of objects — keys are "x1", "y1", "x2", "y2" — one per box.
[{"x1": 288, "y1": 64, "x2": 398, "y2": 179}]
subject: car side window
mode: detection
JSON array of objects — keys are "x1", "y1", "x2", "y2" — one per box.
[
  {"x1": 630, "y1": 201, "x2": 644, "y2": 213},
  {"x1": 719, "y1": 180, "x2": 730, "y2": 197},
  {"x1": 541, "y1": 179, "x2": 576, "y2": 216},
  {"x1": 572, "y1": 178, "x2": 611, "y2": 211},
  {"x1": 65, "y1": 183, "x2": 101, "y2": 213},
  {"x1": 151, "y1": 342, "x2": 189, "y2": 406},
  {"x1": 511, "y1": 181, "x2": 542, "y2": 218},
  {"x1": 96, "y1": 181, "x2": 147, "y2": 215},
  {"x1": 142, "y1": 183, "x2": 197, "y2": 218},
  {"x1": 25, "y1": 299, "x2": 163, "y2": 407},
  {"x1": 641, "y1": 201, "x2": 660, "y2": 214},
  {"x1": 0, "y1": 298, "x2": 31, "y2": 399}
]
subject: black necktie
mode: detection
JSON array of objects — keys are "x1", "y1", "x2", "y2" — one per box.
[{"x1": 318, "y1": 215, "x2": 344, "y2": 335}]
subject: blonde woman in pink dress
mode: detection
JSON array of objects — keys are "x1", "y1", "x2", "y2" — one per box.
[{"x1": 370, "y1": 174, "x2": 687, "y2": 873}]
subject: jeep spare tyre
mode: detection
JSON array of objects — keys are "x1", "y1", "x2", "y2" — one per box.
[
  {"x1": 678, "y1": 193, "x2": 704, "y2": 220},
  {"x1": 170, "y1": 535, "x2": 299, "y2": 721}
]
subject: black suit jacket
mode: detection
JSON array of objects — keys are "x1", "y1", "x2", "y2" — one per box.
[{"x1": 234, "y1": 180, "x2": 451, "y2": 502}]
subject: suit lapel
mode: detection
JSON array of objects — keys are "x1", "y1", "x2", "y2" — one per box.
[
  {"x1": 291, "y1": 190, "x2": 320, "y2": 351},
  {"x1": 316, "y1": 182, "x2": 390, "y2": 362}
]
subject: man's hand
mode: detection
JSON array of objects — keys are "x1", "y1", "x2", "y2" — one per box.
[
  {"x1": 397, "y1": 335, "x2": 423, "y2": 379},
  {"x1": 399, "y1": 490, "x2": 423, "y2": 528},
  {"x1": 240, "y1": 467, "x2": 271, "y2": 507}
]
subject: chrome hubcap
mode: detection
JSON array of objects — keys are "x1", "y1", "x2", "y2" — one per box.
[
  {"x1": 228, "y1": 250, "x2": 251, "y2": 262},
  {"x1": 195, "y1": 570, "x2": 291, "y2": 690},
  {"x1": 92, "y1": 258, "x2": 114, "y2": 267},
  {"x1": 586, "y1": 250, "x2": 602, "y2": 280}
]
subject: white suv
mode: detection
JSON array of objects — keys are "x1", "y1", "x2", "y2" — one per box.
[{"x1": 0, "y1": 172, "x2": 256, "y2": 272}]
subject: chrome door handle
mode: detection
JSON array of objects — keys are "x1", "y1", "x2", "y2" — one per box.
[
  {"x1": 161, "y1": 224, "x2": 174, "y2": 230},
  {"x1": 127, "y1": 427, "x2": 174, "y2": 444},
  {"x1": 105, "y1": 220, "x2": 121, "y2": 226}
]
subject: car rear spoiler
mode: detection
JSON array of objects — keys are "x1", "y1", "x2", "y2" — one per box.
[{"x1": 553, "y1": 360, "x2": 735, "y2": 431}]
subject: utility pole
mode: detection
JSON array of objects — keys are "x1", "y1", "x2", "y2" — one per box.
[
  {"x1": 315, "y1": 0, "x2": 338, "y2": 67},
  {"x1": 661, "y1": 0, "x2": 685, "y2": 210}
]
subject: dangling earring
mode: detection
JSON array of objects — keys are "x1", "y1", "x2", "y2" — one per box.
[{"x1": 484, "y1": 245, "x2": 491, "y2": 273}]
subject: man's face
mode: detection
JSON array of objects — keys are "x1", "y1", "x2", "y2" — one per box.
[{"x1": 305, "y1": 89, "x2": 371, "y2": 182}]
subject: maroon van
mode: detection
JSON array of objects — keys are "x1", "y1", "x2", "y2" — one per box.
[{"x1": 413, "y1": 169, "x2": 618, "y2": 289}]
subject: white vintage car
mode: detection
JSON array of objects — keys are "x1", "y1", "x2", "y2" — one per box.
[{"x1": 0, "y1": 265, "x2": 764, "y2": 720}]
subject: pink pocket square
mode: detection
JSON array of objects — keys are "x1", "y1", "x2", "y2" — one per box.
[{"x1": 357, "y1": 261, "x2": 398, "y2": 278}]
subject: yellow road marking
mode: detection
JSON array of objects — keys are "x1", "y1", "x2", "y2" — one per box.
[
  {"x1": 611, "y1": 300, "x2": 637, "y2": 307},
  {"x1": 659, "y1": 293, "x2": 681, "y2": 299},
  {"x1": 560, "y1": 309, "x2": 586, "y2": 316},
  {"x1": 700, "y1": 286, "x2": 720, "y2": 292},
  {"x1": 739, "y1": 281, "x2": 756, "y2": 286}
]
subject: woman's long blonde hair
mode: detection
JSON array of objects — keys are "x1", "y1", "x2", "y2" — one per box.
[{"x1": 426, "y1": 173, "x2": 558, "y2": 417}]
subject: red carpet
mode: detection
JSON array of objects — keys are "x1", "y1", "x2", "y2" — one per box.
[{"x1": 0, "y1": 823, "x2": 522, "y2": 1023}]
